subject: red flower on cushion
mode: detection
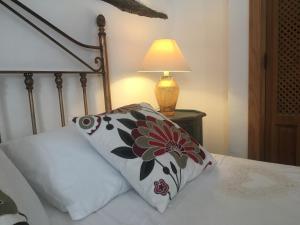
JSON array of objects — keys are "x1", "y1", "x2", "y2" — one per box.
[
  {"x1": 154, "y1": 179, "x2": 169, "y2": 196},
  {"x1": 131, "y1": 116, "x2": 206, "y2": 169}
]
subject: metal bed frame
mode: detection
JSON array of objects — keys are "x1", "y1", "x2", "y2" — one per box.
[{"x1": 0, "y1": 0, "x2": 112, "y2": 138}]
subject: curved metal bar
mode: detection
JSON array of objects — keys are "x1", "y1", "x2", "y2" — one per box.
[
  {"x1": 0, "y1": 71, "x2": 100, "y2": 74},
  {"x1": 11, "y1": 0, "x2": 100, "y2": 50},
  {"x1": 0, "y1": 0, "x2": 100, "y2": 72}
]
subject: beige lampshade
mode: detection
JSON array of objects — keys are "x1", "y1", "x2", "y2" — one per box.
[{"x1": 139, "y1": 39, "x2": 191, "y2": 73}]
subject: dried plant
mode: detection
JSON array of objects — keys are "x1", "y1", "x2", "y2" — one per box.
[{"x1": 101, "y1": 0, "x2": 168, "y2": 19}]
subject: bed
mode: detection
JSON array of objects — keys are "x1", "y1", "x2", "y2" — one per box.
[
  {"x1": 43, "y1": 154, "x2": 300, "y2": 225},
  {"x1": 0, "y1": 2, "x2": 300, "y2": 225}
]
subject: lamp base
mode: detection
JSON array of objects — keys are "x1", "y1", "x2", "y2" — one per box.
[
  {"x1": 160, "y1": 110, "x2": 176, "y2": 117},
  {"x1": 155, "y1": 75, "x2": 179, "y2": 117}
]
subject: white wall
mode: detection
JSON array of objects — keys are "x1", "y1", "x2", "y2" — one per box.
[
  {"x1": 170, "y1": 0, "x2": 229, "y2": 154},
  {"x1": 228, "y1": 0, "x2": 249, "y2": 158},
  {"x1": 0, "y1": 0, "x2": 249, "y2": 157}
]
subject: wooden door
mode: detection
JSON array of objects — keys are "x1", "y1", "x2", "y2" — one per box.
[{"x1": 265, "y1": 0, "x2": 300, "y2": 166}]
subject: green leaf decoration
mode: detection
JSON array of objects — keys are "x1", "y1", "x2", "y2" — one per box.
[
  {"x1": 117, "y1": 119, "x2": 137, "y2": 130},
  {"x1": 140, "y1": 160, "x2": 155, "y2": 181},
  {"x1": 131, "y1": 111, "x2": 146, "y2": 121},
  {"x1": 170, "y1": 161, "x2": 178, "y2": 174},
  {"x1": 199, "y1": 149, "x2": 206, "y2": 160},
  {"x1": 118, "y1": 128, "x2": 134, "y2": 146},
  {"x1": 0, "y1": 190, "x2": 18, "y2": 216},
  {"x1": 111, "y1": 147, "x2": 137, "y2": 159},
  {"x1": 163, "y1": 167, "x2": 170, "y2": 175}
]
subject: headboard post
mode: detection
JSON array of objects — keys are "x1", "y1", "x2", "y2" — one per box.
[
  {"x1": 54, "y1": 73, "x2": 66, "y2": 126},
  {"x1": 97, "y1": 15, "x2": 112, "y2": 113},
  {"x1": 79, "y1": 73, "x2": 89, "y2": 115},
  {"x1": 24, "y1": 73, "x2": 37, "y2": 134}
]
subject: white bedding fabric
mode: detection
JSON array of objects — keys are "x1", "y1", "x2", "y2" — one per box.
[
  {"x1": 43, "y1": 154, "x2": 300, "y2": 225},
  {"x1": 1, "y1": 126, "x2": 130, "y2": 220}
]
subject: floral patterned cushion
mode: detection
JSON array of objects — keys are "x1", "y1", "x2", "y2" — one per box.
[{"x1": 73, "y1": 103, "x2": 215, "y2": 212}]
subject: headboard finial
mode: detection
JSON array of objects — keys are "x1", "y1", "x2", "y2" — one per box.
[
  {"x1": 96, "y1": 15, "x2": 106, "y2": 28},
  {"x1": 24, "y1": 73, "x2": 34, "y2": 91}
]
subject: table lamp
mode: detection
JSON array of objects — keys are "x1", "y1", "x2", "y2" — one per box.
[{"x1": 139, "y1": 39, "x2": 191, "y2": 116}]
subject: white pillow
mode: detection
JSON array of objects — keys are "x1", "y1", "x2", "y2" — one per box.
[
  {"x1": 73, "y1": 103, "x2": 216, "y2": 213},
  {"x1": 0, "y1": 149, "x2": 50, "y2": 225},
  {"x1": 1, "y1": 125, "x2": 130, "y2": 221}
]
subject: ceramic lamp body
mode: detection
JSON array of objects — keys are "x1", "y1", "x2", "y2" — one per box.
[
  {"x1": 139, "y1": 39, "x2": 190, "y2": 116},
  {"x1": 155, "y1": 75, "x2": 179, "y2": 116}
]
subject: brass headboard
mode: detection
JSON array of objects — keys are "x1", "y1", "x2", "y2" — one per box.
[{"x1": 0, "y1": 0, "x2": 112, "y2": 140}]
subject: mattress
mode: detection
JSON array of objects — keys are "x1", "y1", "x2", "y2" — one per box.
[{"x1": 43, "y1": 154, "x2": 300, "y2": 225}]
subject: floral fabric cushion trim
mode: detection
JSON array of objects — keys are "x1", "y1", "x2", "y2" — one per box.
[{"x1": 73, "y1": 103, "x2": 215, "y2": 212}]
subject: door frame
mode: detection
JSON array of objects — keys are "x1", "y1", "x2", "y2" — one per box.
[{"x1": 248, "y1": 0, "x2": 267, "y2": 160}]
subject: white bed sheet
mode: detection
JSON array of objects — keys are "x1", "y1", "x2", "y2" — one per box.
[{"x1": 43, "y1": 154, "x2": 300, "y2": 225}]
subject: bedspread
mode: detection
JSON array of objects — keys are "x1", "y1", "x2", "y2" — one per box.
[{"x1": 43, "y1": 154, "x2": 300, "y2": 225}]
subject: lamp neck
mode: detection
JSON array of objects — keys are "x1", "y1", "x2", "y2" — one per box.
[{"x1": 163, "y1": 71, "x2": 170, "y2": 77}]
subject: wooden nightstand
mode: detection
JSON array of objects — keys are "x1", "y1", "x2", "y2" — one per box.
[{"x1": 168, "y1": 110, "x2": 206, "y2": 145}]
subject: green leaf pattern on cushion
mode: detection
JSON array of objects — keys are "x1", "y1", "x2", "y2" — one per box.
[{"x1": 0, "y1": 190, "x2": 18, "y2": 216}]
